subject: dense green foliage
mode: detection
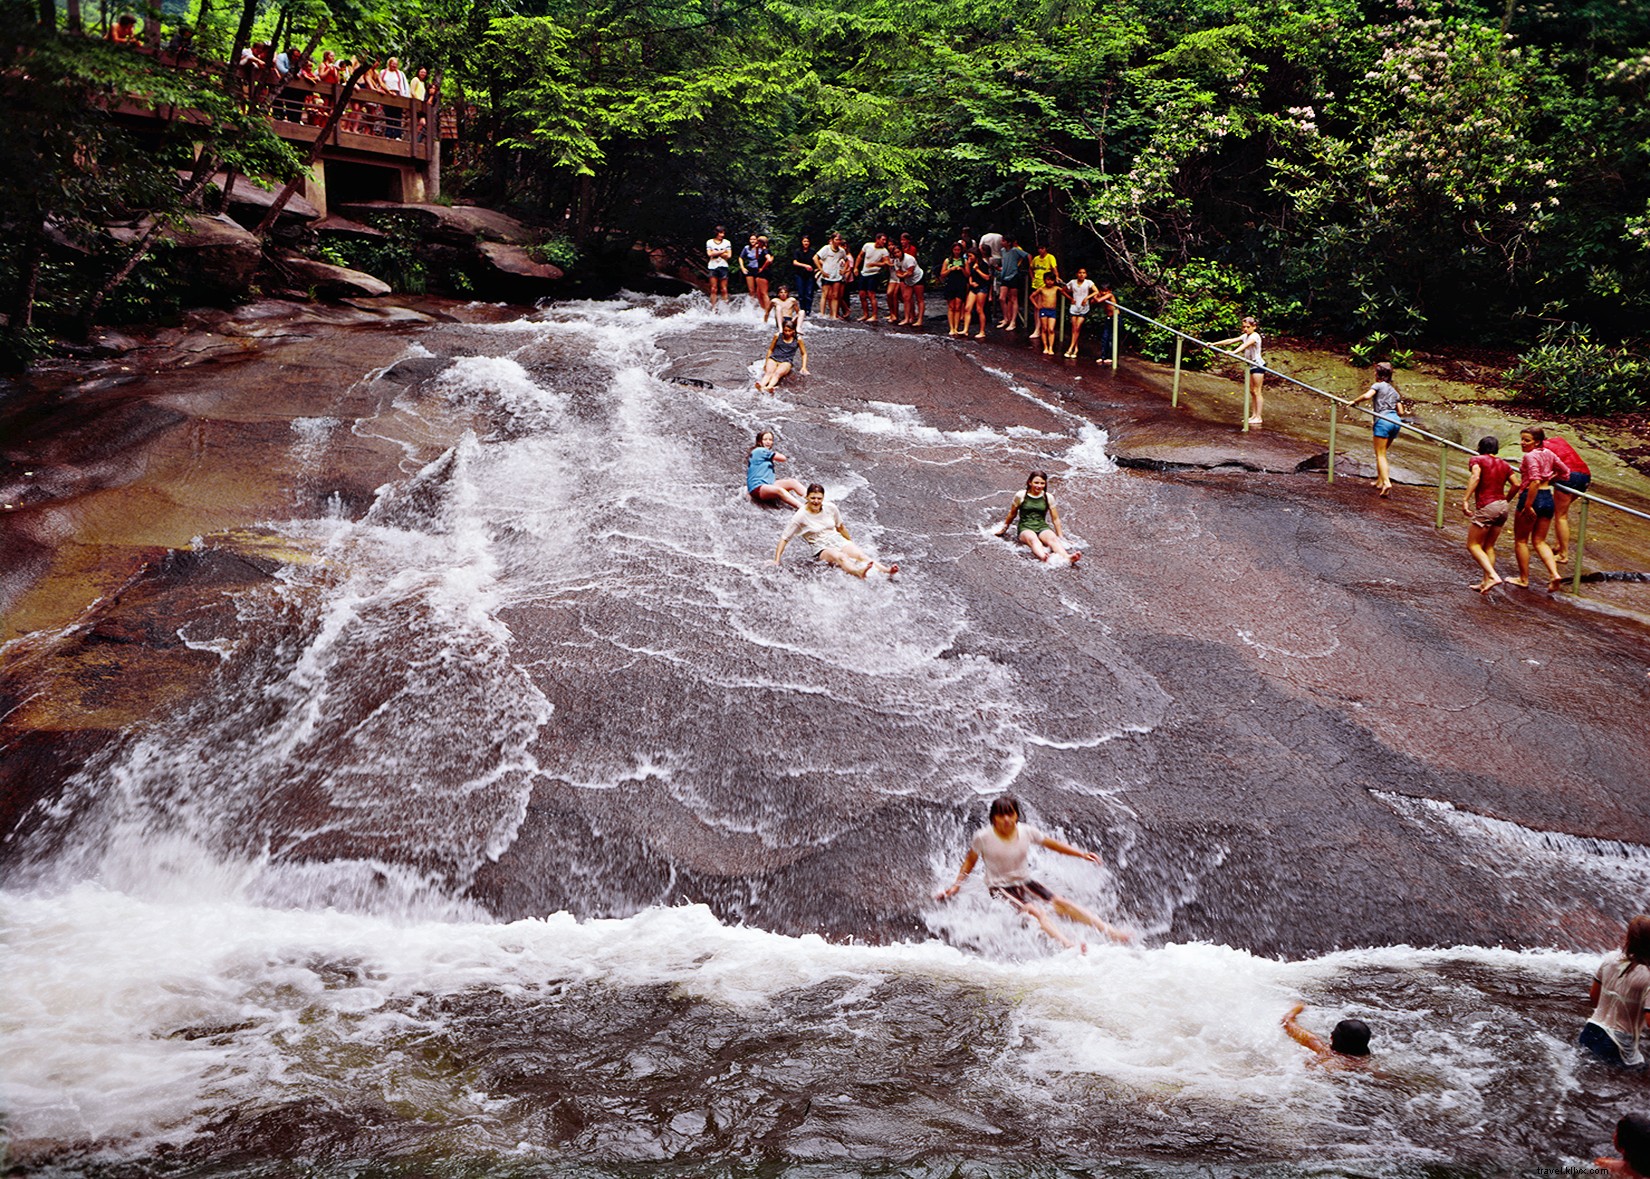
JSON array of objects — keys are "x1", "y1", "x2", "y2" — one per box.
[{"x1": 5, "y1": 0, "x2": 1648, "y2": 407}]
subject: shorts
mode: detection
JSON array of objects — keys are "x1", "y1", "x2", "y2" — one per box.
[
  {"x1": 1038, "y1": 308, "x2": 1058, "y2": 320},
  {"x1": 1470, "y1": 499, "x2": 1510, "y2": 528},
  {"x1": 1070, "y1": 307, "x2": 1089, "y2": 319},
  {"x1": 1557, "y1": 471, "x2": 1592, "y2": 494},
  {"x1": 708, "y1": 265, "x2": 729, "y2": 277},
  {"x1": 809, "y1": 534, "x2": 846, "y2": 557},
  {"x1": 989, "y1": 879, "x2": 1054, "y2": 906},
  {"x1": 855, "y1": 274, "x2": 881, "y2": 293},
  {"x1": 1518, "y1": 488, "x2": 1556, "y2": 519},
  {"x1": 1372, "y1": 413, "x2": 1402, "y2": 441},
  {"x1": 1579, "y1": 1022, "x2": 1641, "y2": 1069},
  {"x1": 1250, "y1": 365, "x2": 1266, "y2": 375},
  {"x1": 821, "y1": 277, "x2": 844, "y2": 287}
]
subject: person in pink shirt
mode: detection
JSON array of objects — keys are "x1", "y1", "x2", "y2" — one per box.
[
  {"x1": 1460, "y1": 435, "x2": 1516, "y2": 593},
  {"x1": 1510, "y1": 427, "x2": 1570, "y2": 591},
  {"x1": 1541, "y1": 432, "x2": 1592, "y2": 565}
]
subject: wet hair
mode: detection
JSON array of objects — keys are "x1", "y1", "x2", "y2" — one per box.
[
  {"x1": 1025, "y1": 470, "x2": 1049, "y2": 491},
  {"x1": 1477, "y1": 435, "x2": 1500, "y2": 455},
  {"x1": 806, "y1": 483, "x2": 824, "y2": 497},
  {"x1": 1374, "y1": 361, "x2": 1394, "y2": 381},
  {"x1": 1330, "y1": 1019, "x2": 1371, "y2": 1056},
  {"x1": 775, "y1": 283, "x2": 791, "y2": 296},
  {"x1": 748, "y1": 429, "x2": 776, "y2": 458},
  {"x1": 988, "y1": 794, "x2": 1021, "y2": 821},
  {"x1": 1523, "y1": 426, "x2": 1546, "y2": 445},
  {"x1": 1619, "y1": 1114, "x2": 1650, "y2": 1175},
  {"x1": 1623, "y1": 916, "x2": 1650, "y2": 968}
]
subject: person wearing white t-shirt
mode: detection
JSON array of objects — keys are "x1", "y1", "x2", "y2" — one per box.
[
  {"x1": 813, "y1": 233, "x2": 853, "y2": 320},
  {"x1": 772, "y1": 483, "x2": 897, "y2": 579},
  {"x1": 935, "y1": 794, "x2": 1131, "y2": 950},
  {"x1": 854, "y1": 233, "x2": 892, "y2": 322},
  {"x1": 705, "y1": 226, "x2": 733, "y2": 309},
  {"x1": 1057, "y1": 267, "x2": 1100, "y2": 359},
  {"x1": 1213, "y1": 315, "x2": 1266, "y2": 425}
]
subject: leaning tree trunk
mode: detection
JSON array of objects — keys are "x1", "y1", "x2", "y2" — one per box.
[{"x1": 254, "y1": 59, "x2": 366, "y2": 238}]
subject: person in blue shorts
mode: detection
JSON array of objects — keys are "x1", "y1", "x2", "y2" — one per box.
[
  {"x1": 745, "y1": 430, "x2": 806, "y2": 509},
  {"x1": 1348, "y1": 361, "x2": 1407, "y2": 497}
]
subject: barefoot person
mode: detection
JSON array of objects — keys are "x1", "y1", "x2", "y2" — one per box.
[
  {"x1": 814, "y1": 232, "x2": 852, "y2": 321},
  {"x1": 1028, "y1": 243, "x2": 1061, "y2": 345},
  {"x1": 1510, "y1": 426, "x2": 1570, "y2": 591},
  {"x1": 765, "y1": 282, "x2": 803, "y2": 331},
  {"x1": 772, "y1": 483, "x2": 897, "y2": 579},
  {"x1": 1214, "y1": 316, "x2": 1266, "y2": 425},
  {"x1": 1347, "y1": 361, "x2": 1406, "y2": 497},
  {"x1": 755, "y1": 322, "x2": 808, "y2": 393},
  {"x1": 740, "y1": 233, "x2": 772, "y2": 311},
  {"x1": 1282, "y1": 1004, "x2": 1373, "y2": 1070},
  {"x1": 935, "y1": 793, "x2": 1131, "y2": 951},
  {"x1": 1058, "y1": 267, "x2": 1099, "y2": 358},
  {"x1": 705, "y1": 226, "x2": 732, "y2": 309},
  {"x1": 1543, "y1": 432, "x2": 1592, "y2": 564},
  {"x1": 1460, "y1": 435, "x2": 1516, "y2": 593},
  {"x1": 1580, "y1": 915, "x2": 1650, "y2": 1069},
  {"x1": 963, "y1": 247, "x2": 992, "y2": 338},
  {"x1": 854, "y1": 232, "x2": 892, "y2": 322},
  {"x1": 994, "y1": 471, "x2": 1080, "y2": 563},
  {"x1": 745, "y1": 430, "x2": 806, "y2": 509},
  {"x1": 940, "y1": 242, "x2": 969, "y2": 335}
]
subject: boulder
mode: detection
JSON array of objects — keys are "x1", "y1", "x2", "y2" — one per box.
[
  {"x1": 112, "y1": 214, "x2": 261, "y2": 304},
  {"x1": 179, "y1": 170, "x2": 322, "y2": 228},
  {"x1": 335, "y1": 201, "x2": 535, "y2": 246},
  {"x1": 275, "y1": 253, "x2": 393, "y2": 298},
  {"x1": 479, "y1": 242, "x2": 564, "y2": 282},
  {"x1": 313, "y1": 215, "x2": 387, "y2": 240}
]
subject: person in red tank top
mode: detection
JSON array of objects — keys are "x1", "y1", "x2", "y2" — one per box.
[
  {"x1": 1460, "y1": 436, "x2": 1516, "y2": 593},
  {"x1": 1542, "y1": 433, "x2": 1592, "y2": 565}
]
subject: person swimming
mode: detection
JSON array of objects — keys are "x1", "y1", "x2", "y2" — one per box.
[{"x1": 1282, "y1": 1003, "x2": 1373, "y2": 1070}]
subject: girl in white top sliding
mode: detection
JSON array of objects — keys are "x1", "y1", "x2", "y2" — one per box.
[
  {"x1": 772, "y1": 483, "x2": 897, "y2": 579},
  {"x1": 936, "y1": 794, "x2": 1131, "y2": 950}
]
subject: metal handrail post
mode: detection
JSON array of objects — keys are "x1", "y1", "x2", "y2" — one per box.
[
  {"x1": 1571, "y1": 499, "x2": 1589, "y2": 594},
  {"x1": 1110, "y1": 313, "x2": 1120, "y2": 370},
  {"x1": 1171, "y1": 336, "x2": 1183, "y2": 407},
  {"x1": 1241, "y1": 382, "x2": 1252, "y2": 433},
  {"x1": 1435, "y1": 445, "x2": 1448, "y2": 529},
  {"x1": 1327, "y1": 402, "x2": 1338, "y2": 483}
]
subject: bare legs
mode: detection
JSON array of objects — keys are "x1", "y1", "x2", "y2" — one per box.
[
  {"x1": 966, "y1": 291, "x2": 989, "y2": 337},
  {"x1": 752, "y1": 480, "x2": 806, "y2": 510},
  {"x1": 1372, "y1": 435, "x2": 1393, "y2": 496},
  {"x1": 998, "y1": 286, "x2": 1019, "y2": 330},
  {"x1": 1466, "y1": 520, "x2": 1504, "y2": 593},
  {"x1": 1553, "y1": 487, "x2": 1578, "y2": 562},
  {"x1": 821, "y1": 542, "x2": 896, "y2": 579},
  {"x1": 1019, "y1": 528, "x2": 1077, "y2": 563},
  {"x1": 755, "y1": 359, "x2": 793, "y2": 393},
  {"x1": 1513, "y1": 504, "x2": 1563, "y2": 590},
  {"x1": 1065, "y1": 315, "x2": 1084, "y2": 358},
  {"x1": 1008, "y1": 895, "x2": 1132, "y2": 951},
  {"x1": 947, "y1": 297, "x2": 964, "y2": 335},
  {"x1": 1248, "y1": 371, "x2": 1265, "y2": 425}
]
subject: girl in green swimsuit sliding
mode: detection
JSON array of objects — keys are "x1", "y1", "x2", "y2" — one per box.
[{"x1": 994, "y1": 471, "x2": 1080, "y2": 564}]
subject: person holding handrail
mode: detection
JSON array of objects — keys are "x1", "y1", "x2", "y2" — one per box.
[
  {"x1": 1213, "y1": 316, "x2": 1266, "y2": 426},
  {"x1": 1460, "y1": 436, "x2": 1516, "y2": 594},
  {"x1": 1510, "y1": 426, "x2": 1570, "y2": 592},
  {"x1": 1542, "y1": 432, "x2": 1592, "y2": 565},
  {"x1": 1347, "y1": 361, "x2": 1407, "y2": 497}
]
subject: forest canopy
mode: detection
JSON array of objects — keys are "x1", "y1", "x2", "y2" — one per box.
[{"x1": 7, "y1": 0, "x2": 1650, "y2": 381}]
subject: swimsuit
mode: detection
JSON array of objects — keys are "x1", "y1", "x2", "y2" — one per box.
[{"x1": 1014, "y1": 491, "x2": 1053, "y2": 534}]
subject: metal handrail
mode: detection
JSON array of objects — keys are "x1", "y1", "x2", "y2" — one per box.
[{"x1": 1101, "y1": 300, "x2": 1650, "y2": 593}]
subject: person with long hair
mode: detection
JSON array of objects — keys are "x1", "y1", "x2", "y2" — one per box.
[
  {"x1": 1580, "y1": 915, "x2": 1650, "y2": 1068},
  {"x1": 994, "y1": 471, "x2": 1081, "y2": 564},
  {"x1": 940, "y1": 242, "x2": 969, "y2": 335},
  {"x1": 1214, "y1": 316, "x2": 1267, "y2": 426},
  {"x1": 772, "y1": 484, "x2": 897, "y2": 579},
  {"x1": 1510, "y1": 426, "x2": 1570, "y2": 591},
  {"x1": 1347, "y1": 361, "x2": 1406, "y2": 497},
  {"x1": 1599, "y1": 1114, "x2": 1650, "y2": 1176},
  {"x1": 755, "y1": 322, "x2": 807, "y2": 393},
  {"x1": 745, "y1": 430, "x2": 806, "y2": 509},
  {"x1": 962, "y1": 247, "x2": 992, "y2": 339},
  {"x1": 1460, "y1": 436, "x2": 1516, "y2": 593},
  {"x1": 935, "y1": 793, "x2": 1131, "y2": 951}
]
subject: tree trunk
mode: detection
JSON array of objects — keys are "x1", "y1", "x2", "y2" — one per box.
[
  {"x1": 78, "y1": 167, "x2": 220, "y2": 336},
  {"x1": 254, "y1": 61, "x2": 368, "y2": 237},
  {"x1": 38, "y1": 0, "x2": 54, "y2": 30},
  {"x1": 10, "y1": 225, "x2": 45, "y2": 334},
  {"x1": 226, "y1": 0, "x2": 258, "y2": 88},
  {"x1": 66, "y1": 0, "x2": 82, "y2": 34}
]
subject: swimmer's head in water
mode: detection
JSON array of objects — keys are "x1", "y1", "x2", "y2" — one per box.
[
  {"x1": 1330, "y1": 1019, "x2": 1371, "y2": 1056},
  {"x1": 1624, "y1": 915, "x2": 1650, "y2": 965},
  {"x1": 1477, "y1": 435, "x2": 1500, "y2": 455},
  {"x1": 1025, "y1": 470, "x2": 1049, "y2": 494},
  {"x1": 1619, "y1": 1114, "x2": 1650, "y2": 1173}
]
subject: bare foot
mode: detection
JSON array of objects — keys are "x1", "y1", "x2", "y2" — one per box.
[
  {"x1": 1248, "y1": 416, "x2": 1264, "y2": 425},
  {"x1": 1556, "y1": 552, "x2": 1570, "y2": 565},
  {"x1": 1378, "y1": 486, "x2": 1390, "y2": 498},
  {"x1": 974, "y1": 332, "x2": 985, "y2": 339},
  {"x1": 1477, "y1": 575, "x2": 1502, "y2": 594},
  {"x1": 1508, "y1": 577, "x2": 1530, "y2": 587},
  {"x1": 887, "y1": 563, "x2": 899, "y2": 576},
  {"x1": 1070, "y1": 550, "x2": 1082, "y2": 565},
  {"x1": 1549, "y1": 576, "x2": 1565, "y2": 593},
  {"x1": 1064, "y1": 349, "x2": 1078, "y2": 358},
  {"x1": 1079, "y1": 942, "x2": 1089, "y2": 956}
]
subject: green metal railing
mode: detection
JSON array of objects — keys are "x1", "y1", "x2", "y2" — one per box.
[{"x1": 1091, "y1": 300, "x2": 1650, "y2": 596}]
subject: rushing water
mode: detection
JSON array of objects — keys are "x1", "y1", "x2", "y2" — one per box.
[{"x1": 2, "y1": 295, "x2": 1646, "y2": 1176}]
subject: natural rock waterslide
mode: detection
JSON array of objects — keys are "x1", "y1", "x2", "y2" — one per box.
[{"x1": 2, "y1": 294, "x2": 1648, "y2": 1175}]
